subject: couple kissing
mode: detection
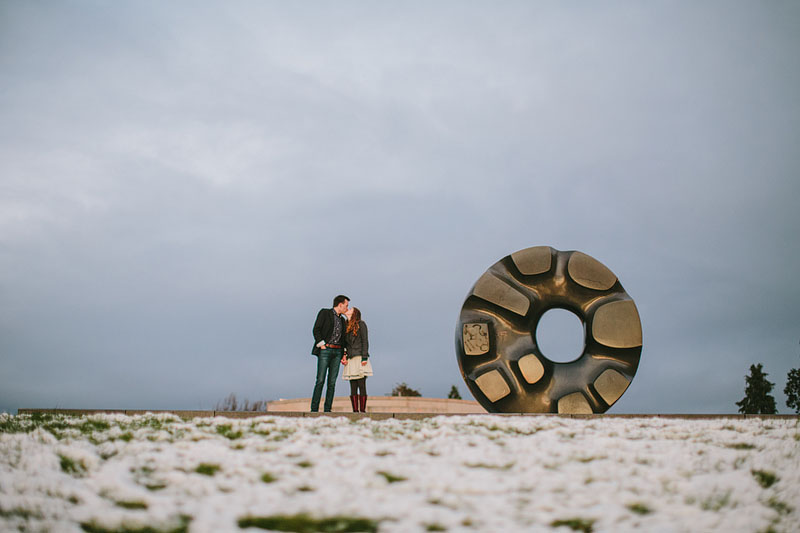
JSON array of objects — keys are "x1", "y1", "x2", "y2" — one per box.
[{"x1": 310, "y1": 295, "x2": 373, "y2": 413}]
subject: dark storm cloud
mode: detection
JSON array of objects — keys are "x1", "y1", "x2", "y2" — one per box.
[{"x1": 2, "y1": 1, "x2": 799, "y2": 414}]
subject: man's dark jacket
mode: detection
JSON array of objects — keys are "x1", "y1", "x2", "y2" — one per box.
[{"x1": 311, "y1": 308, "x2": 346, "y2": 356}]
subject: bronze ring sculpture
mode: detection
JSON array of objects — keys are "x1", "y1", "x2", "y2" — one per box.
[{"x1": 455, "y1": 246, "x2": 642, "y2": 414}]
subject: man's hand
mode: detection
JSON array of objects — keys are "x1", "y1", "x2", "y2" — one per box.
[{"x1": 341, "y1": 355, "x2": 347, "y2": 365}]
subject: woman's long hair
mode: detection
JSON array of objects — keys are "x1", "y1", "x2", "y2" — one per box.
[{"x1": 346, "y1": 307, "x2": 361, "y2": 336}]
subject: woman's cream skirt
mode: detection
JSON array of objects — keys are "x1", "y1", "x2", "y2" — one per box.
[{"x1": 342, "y1": 356, "x2": 373, "y2": 380}]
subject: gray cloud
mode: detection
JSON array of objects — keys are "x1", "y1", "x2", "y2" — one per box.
[{"x1": 2, "y1": 1, "x2": 799, "y2": 414}]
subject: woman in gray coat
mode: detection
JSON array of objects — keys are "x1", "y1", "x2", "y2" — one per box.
[{"x1": 341, "y1": 307, "x2": 373, "y2": 412}]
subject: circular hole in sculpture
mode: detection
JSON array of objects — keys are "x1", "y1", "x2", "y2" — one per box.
[{"x1": 535, "y1": 308, "x2": 585, "y2": 363}]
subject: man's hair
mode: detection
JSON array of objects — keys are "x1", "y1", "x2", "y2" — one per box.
[{"x1": 333, "y1": 294, "x2": 349, "y2": 307}]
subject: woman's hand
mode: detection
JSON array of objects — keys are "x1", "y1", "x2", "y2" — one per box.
[
  {"x1": 361, "y1": 360, "x2": 368, "y2": 366},
  {"x1": 341, "y1": 355, "x2": 347, "y2": 365}
]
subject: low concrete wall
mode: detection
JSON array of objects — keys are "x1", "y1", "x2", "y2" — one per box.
[
  {"x1": 267, "y1": 396, "x2": 485, "y2": 414},
  {"x1": 17, "y1": 409, "x2": 215, "y2": 418},
  {"x1": 16, "y1": 408, "x2": 798, "y2": 420}
]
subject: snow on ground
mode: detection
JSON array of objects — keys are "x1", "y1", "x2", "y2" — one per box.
[{"x1": 0, "y1": 413, "x2": 797, "y2": 533}]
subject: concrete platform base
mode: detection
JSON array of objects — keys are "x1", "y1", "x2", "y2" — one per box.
[
  {"x1": 267, "y1": 395, "x2": 485, "y2": 413},
  {"x1": 15, "y1": 408, "x2": 797, "y2": 420}
]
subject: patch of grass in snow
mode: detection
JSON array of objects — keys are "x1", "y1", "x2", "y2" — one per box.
[
  {"x1": 700, "y1": 490, "x2": 731, "y2": 511},
  {"x1": 463, "y1": 462, "x2": 515, "y2": 470},
  {"x1": 119, "y1": 432, "x2": 134, "y2": 442},
  {"x1": 752, "y1": 470, "x2": 778, "y2": 488},
  {"x1": 0, "y1": 414, "x2": 27, "y2": 433},
  {"x1": 425, "y1": 523, "x2": 446, "y2": 531},
  {"x1": 725, "y1": 442, "x2": 756, "y2": 450},
  {"x1": 141, "y1": 419, "x2": 166, "y2": 431},
  {"x1": 626, "y1": 503, "x2": 652, "y2": 515},
  {"x1": 116, "y1": 501, "x2": 148, "y2": 510},
  {"x1": 297, "y1": 486, "x2": 315, "y2": 492},
  {"x1": 271, "y1": 429, "x2": 295, "y2": 441},
  {"x1": 0, "y1": 412, "x2": 73, "y2": 438},
  {"x1": 297, "y1": 460, "x2": 313, "y2": 468},
  {"x1": 377, "y1": 471, "x2": 407, "y2": 483},
  {"x1": 0, "y1": 507, "x2": 42, "y2": 520},
  {"x1": 132, "y1": 464, "x2": 166, "y2": 491},
  {"x1": 100, "y1": 450, "x2": 118, "y2": 460},
  {"x1": 550, "y1": 517, "x2": 595, "y2": 532},
  {"x1": 41, "y1": 414, "x2": 73, "y2": 433},
  {"x1": 78, "y1": 419, "x2": 111, "y2": 435},
  {"x1": 464, "y1": 420, "x2": 540, "y2": 435},
  {"x1": 80, "y1": 515, "x2": 190, "y2": 533},
  {"x1": 195, "y1": 463, "x2": 221, "y2": 476},
  {"x1": 59, "y1": 454, "x2": 87, "y2": 476},
  {"x1": 374, "y1": 450, "x2": 393, "y2": 456},
  {"x1": 261, "y1": 472, "x2": 278, "y2": 483},
  {"x1": 237, "y1": 513, "x2": 379, "y2": 532},
  {"x1": 766, "y1": 497, "x2": 792, "y2": 515},
  {"x1": 216, "y1": 424, "x2": 243, "y2": 440},
  {"x1": 575, "y1": 456, "x2": 605, "y2": 463},
  {"x1": 476, "y1": 423, "x2": 539, "y2": 436},
  {"x1": 120, "y1": 416, "x2": 176, "y2": 434}
]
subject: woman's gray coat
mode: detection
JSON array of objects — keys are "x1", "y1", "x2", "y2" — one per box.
[{"x1": 345, "y1": 321, "x2": 369, "y2": 359}]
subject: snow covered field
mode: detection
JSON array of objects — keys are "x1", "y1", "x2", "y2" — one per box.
[{"x1": 1, "y1": 413, "x2": 797, "y2": 533}]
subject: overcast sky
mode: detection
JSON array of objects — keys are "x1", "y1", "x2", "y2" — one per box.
[{"x1": 2, "y1": 1, "x2": 799, "y2": 414}]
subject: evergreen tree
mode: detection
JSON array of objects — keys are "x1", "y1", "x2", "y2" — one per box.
[
  {"x1": 447, "y1": 385, "x2": 462, "y2": 400},
  {"x1": 391, "y1": 382, "x2": 421, "y2": 397},
  {"x1": 735, "y1": 364, "x2": 777, "y2": 414},
  {"x1": 785, "y1": 367, "x2": 800, "y2": 414}
]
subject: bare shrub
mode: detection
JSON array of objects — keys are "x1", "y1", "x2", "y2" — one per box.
[{"x1": 215, "y1": 393, "x2": 268, "y2": 412}]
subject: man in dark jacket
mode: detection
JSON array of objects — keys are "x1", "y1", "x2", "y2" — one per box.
[{"x1": 310, "y1": 294, "x2": 349, "y2": 412}]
